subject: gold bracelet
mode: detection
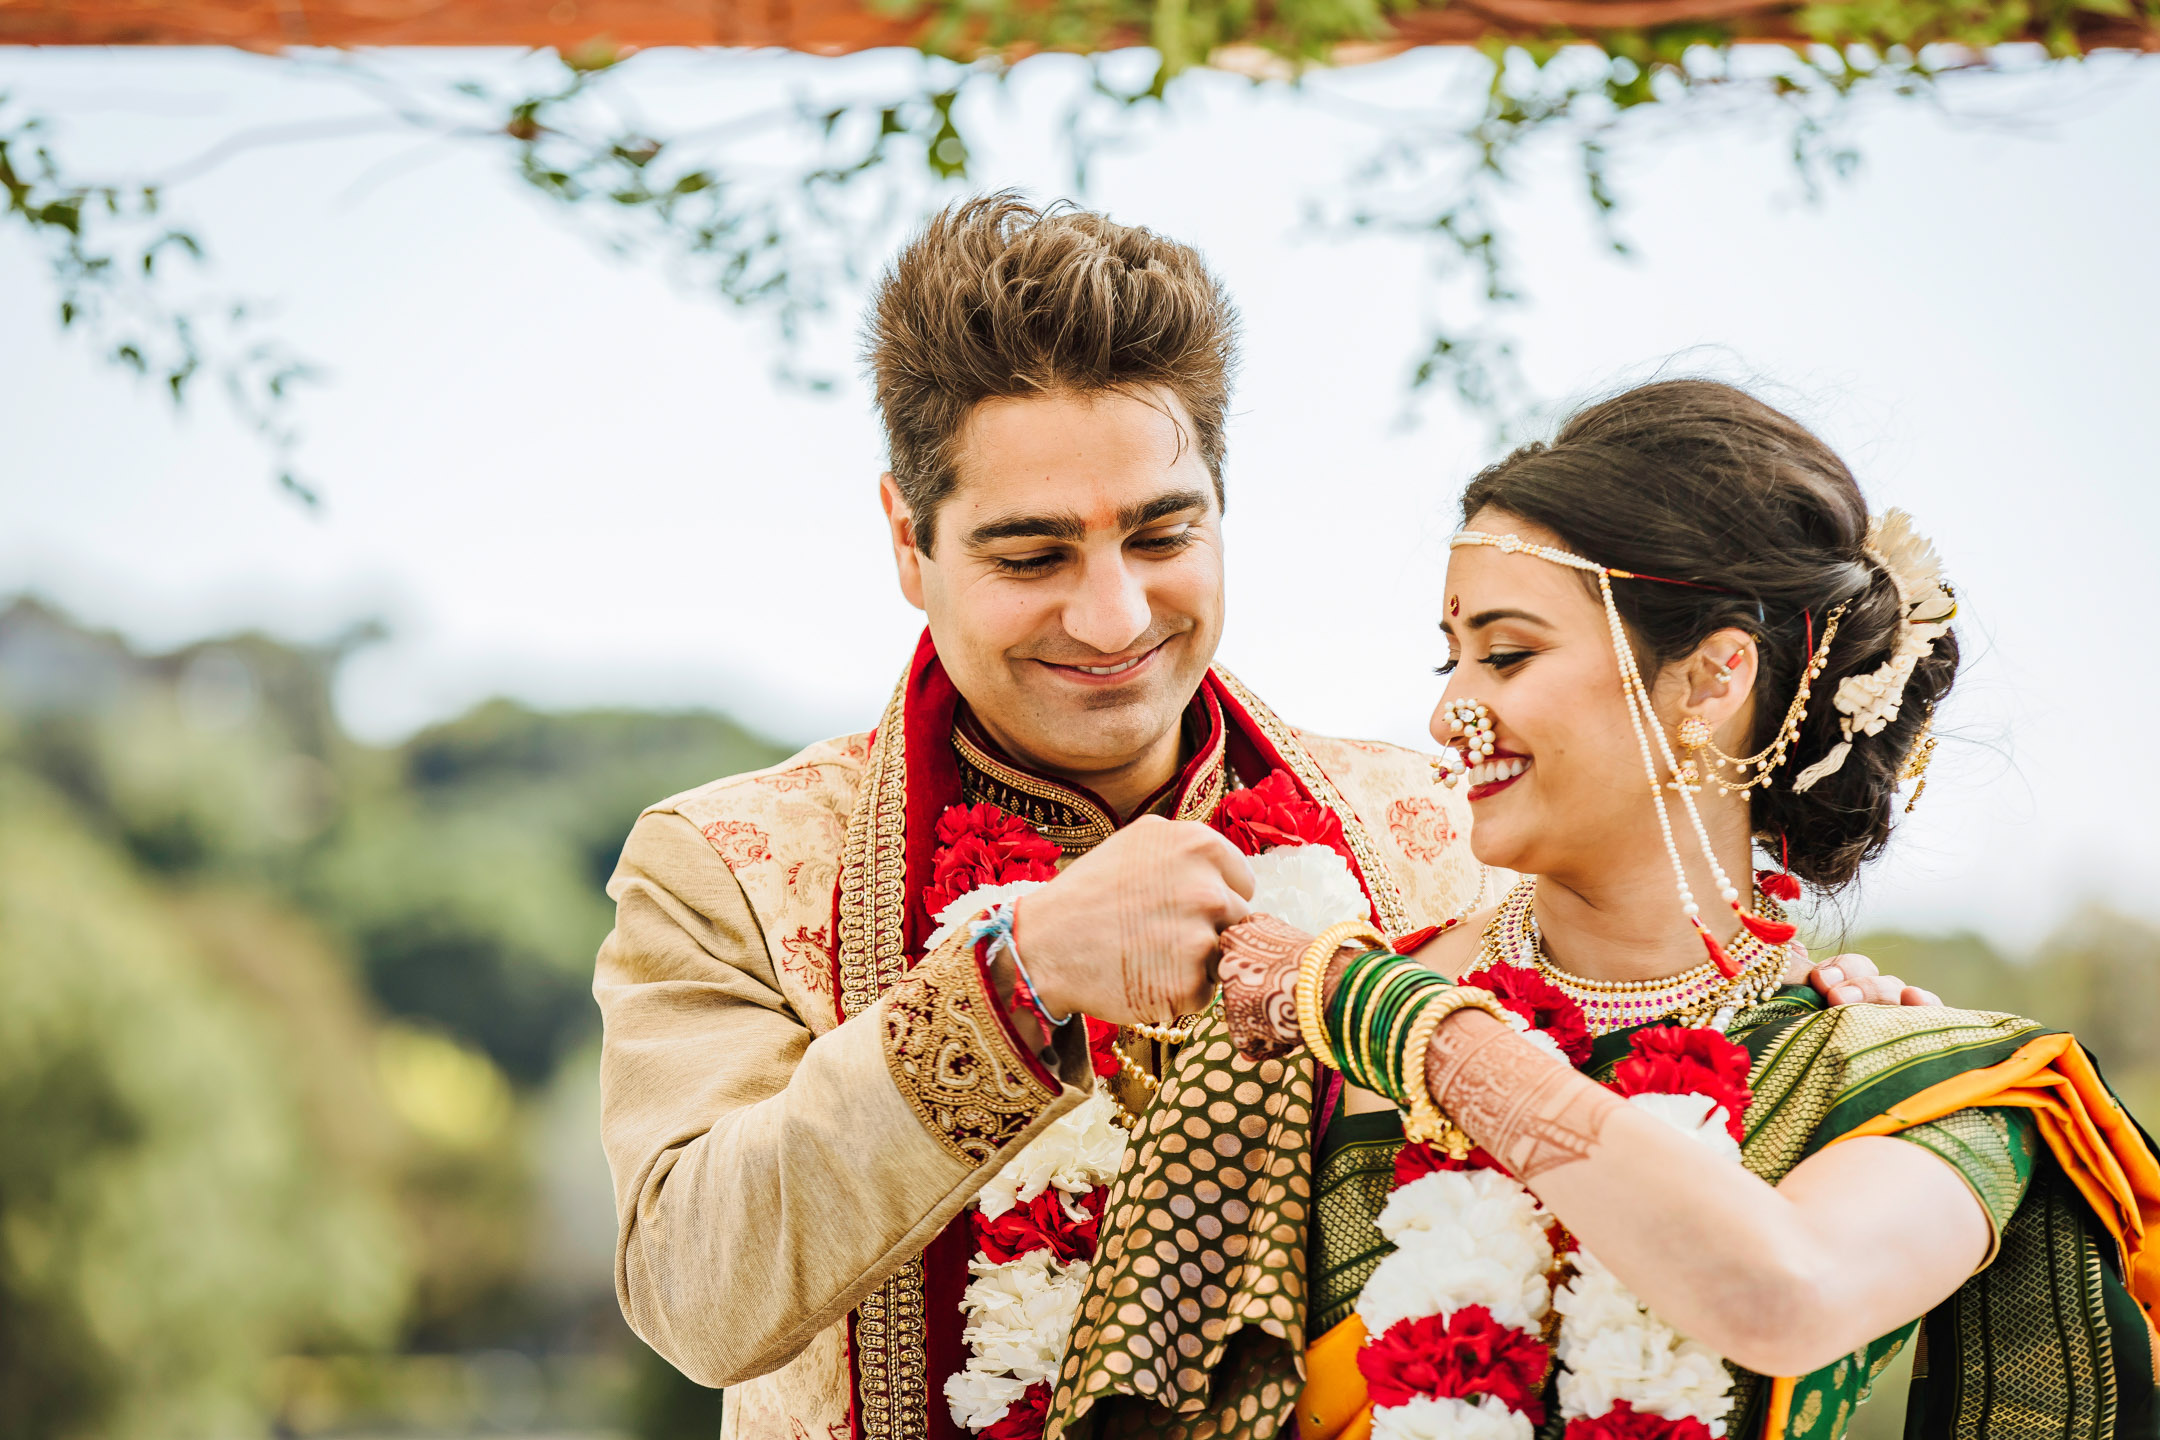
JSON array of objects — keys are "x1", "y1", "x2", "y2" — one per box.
[
  {"x1": 1399, "y1": 985, "x2": 1511, "y2": 1159},
  {"x1": 1296, "y1": 920, "x2": 1389, "y2": 1070}
]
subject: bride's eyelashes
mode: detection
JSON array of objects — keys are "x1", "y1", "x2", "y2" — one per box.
[{"x1": 1437, "y1": 647, "x2": 1535, "y2": 678}]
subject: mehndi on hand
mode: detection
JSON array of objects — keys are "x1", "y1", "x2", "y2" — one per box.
[{"x1": 1216, "y1": 914, "x2": 1312, "y2": 1059}]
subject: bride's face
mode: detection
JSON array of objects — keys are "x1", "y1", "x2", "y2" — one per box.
[{"x1": 1433, "y1": 509, "x2": 1664, "y2": 879}]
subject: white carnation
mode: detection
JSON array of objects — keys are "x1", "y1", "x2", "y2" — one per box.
[
  {"x1": 943, "y1": 1365, "x2": 1031, "y2": 1429},
  {"x1": 1554, "y1": 1251, "x2": 1735, "y2": 1426},
  {"x1": 1247, "y1": 844, "x2": 1370, "y2": 935},
  {"x1": 1623, "y1": 1091, "x2": 1742, "y2": 1165},
  {"x1": 1371, "y1": 1393, "x2": 1534, "y2": 1440},
  {"x1": 1504, "y1": 1013, "x2": 1571, "y2": 1069},
  {"x1": 957, "y1": 1251, "x2": 1089, "y2": 1386},
  {"x1": 976, "y1": 1090, "x2": 1126, "y2": 1218},
  {"x1": 1356, "y1": 1170, "x2": 1553, "y2": 1334},
  {"x1": 924, "y1": 879, "x2": 1049, "y2": 954}
]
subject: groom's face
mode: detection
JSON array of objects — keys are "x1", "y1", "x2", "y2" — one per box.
[{"x1": 881, "y1": 386, "x2": 1226, "y2": 786}]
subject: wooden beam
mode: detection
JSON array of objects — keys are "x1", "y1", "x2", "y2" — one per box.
[{"x1": 0, "y1": 0, "x2": 2152, "y2": 52}]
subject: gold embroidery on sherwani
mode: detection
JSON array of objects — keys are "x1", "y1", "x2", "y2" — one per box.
[
  {"x1": 955, "y1": 727, "x2": 1120, "y2": 852},
  {"x1": 1210, "y1": 670, "x2": 1410, "y2": 938},
  {"x1": 1049, "y1": 1015, "x2": 1317, "y2": 1440},
  {"x1": 884, "y1": 934, "x2": 1061, "y2": 1164},
  {"x1": 838, "y1": 673, "x2": 929, "y2": 1440},
  {"x1": 839, "y1": 679, "x2": 913, "y2": 1021},
  {"x1": 955, "y1": 694, "x2": 1229, "y2": 856}
]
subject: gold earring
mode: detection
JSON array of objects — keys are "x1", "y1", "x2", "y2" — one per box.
[
  {"x1": 1433, "y1": 698, "x2": 1496, "y2": 789},
  {"x1": 1673, "y1": 715, "x2": 1714, "y2": 791}
]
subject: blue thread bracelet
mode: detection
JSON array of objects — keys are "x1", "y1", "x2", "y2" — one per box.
[{"x1": 971, "y1": 901, "x2": 1070, "y2": 1029}]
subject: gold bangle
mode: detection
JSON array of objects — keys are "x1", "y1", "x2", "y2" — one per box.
[
  {"x1": 1399, "y1": 986, "x2": 1511, "y2": 1160},
  {"x1": 1296, "y1": 920, "x2": 1388, "y2": 1070}
]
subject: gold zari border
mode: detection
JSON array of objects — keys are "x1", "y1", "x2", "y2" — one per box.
[{"x1": 837, "y1": 670, "x2": 929, "y2": 1440}]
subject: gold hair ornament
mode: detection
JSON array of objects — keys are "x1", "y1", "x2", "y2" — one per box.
[
  {"x1": 1792, "y1": 510, "x2": 1956, "y2": 793},
  {"x1": 1680, "y1": 605, "x2": 1847, "y2": 796},
  {"x1": 1898, "y1": 703, "x2": 1939, "y2": 813}
]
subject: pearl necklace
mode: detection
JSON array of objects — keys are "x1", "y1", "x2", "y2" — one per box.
[{"x1": 1479, "y1": 877, "x2": 1797, "y2": 1035}]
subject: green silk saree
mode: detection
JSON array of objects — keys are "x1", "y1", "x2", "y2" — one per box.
[{"x1": 1049, "y1": 992, "x2": 2160, "y2": 1440}]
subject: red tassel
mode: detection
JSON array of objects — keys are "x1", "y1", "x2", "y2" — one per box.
[
  {"x1": 1738, "y1": 909, "x2": 1798, "y2": 944},
  {"x1": 1756, "y1": 868, "x2": 1802, "y2": 902},
  {"x1": 1393, "y1": 925, "x2": 1442, "y2": 955},
  {"x1": 1693, "y1": 920, "x2": 1741, "y2": 978}
]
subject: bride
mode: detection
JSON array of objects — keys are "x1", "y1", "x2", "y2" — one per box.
[{"x1": 1179, "y1": 380, "x2": 2160, "y2": 1440}]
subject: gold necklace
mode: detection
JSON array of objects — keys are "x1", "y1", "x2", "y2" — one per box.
[{"x1": 1479, "y1": 877, "x2": 1795, "y2": 1035}]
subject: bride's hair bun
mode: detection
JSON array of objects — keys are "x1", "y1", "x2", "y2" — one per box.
[{"x1": 1458, "y1": 378, "x2": 1956, "y2": 892}]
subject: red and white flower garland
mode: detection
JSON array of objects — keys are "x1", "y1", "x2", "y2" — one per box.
[
  {"x1": 1351, "y1": 967, "x2": 1755, "y2": 1440},
  {"x1": 1551, "y1": 1026, "x2": 1753, "y2": 1440},
  {"x1": 937, "y1": 770, "x2": 1379, "y2": 1440}
]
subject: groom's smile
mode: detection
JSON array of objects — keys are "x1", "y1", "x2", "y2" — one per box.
[{"x1": 879, "y1": 384, "x2": 1226, "y2": 817}]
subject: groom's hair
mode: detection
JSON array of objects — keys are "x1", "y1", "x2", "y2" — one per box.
[{"x1": 864, "y1": 192, "x2": 1239, "y2": 553}]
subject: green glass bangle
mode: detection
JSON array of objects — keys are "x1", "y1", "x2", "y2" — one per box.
[
  {"x1": 1324, "y1": 951, "x2": 1454, "y2": 1103},
  {"x1": 1377, "y1": 973, "x2": 1447, "y2": 1105},
  {"x1": 1323, "y1": 950, "x2": 1397, "y2": 1092},
  {"x1": 1326, "y1": 951, "x2": 1452, "y2": 1100}
]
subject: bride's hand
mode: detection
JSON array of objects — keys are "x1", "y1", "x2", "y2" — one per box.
[{"x1": 1216, "y1": 916, "x2": 1316, "y2": 1059}]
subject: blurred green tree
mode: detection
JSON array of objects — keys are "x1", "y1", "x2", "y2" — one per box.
[{"x1": 0, "y1": 770, "x2": 405, "y2": 1437}]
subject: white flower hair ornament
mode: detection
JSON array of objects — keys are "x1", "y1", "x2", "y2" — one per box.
[{"x1": 1791, "y1": 508, "x2": 1955, "y2": 795}]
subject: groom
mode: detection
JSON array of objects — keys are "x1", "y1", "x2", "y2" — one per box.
[{"x1": 593, "y1": 194, "x2": 1922, "y2": 1440}]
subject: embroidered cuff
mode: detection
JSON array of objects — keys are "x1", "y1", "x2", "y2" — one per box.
[{"x1": 881, "y1": 931, "x2": 1063, "y2": 1165}]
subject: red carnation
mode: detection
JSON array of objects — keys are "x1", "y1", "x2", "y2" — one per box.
[
  {"x1": 972, "y1": 1185, "x2": 1105, "y2": 1265},
  {"x1": 1358, "y1": 1307, "x2": 1549, "y2": 1423},
  {"x1": 1394, "y1": 1139, "x2": 1509, "y2": 1186},
  {"x1": 1610, "y1": 1027, "x2": 1753, "y2": 1141},
  {"x1": 1085, "y1": 1017, "x2": 1123, "y2": 1079},
  {"x1": 1211, "y1": 769, "x2": 1348, "y2": 858},
  {"x1": 925, "y1": 803, "x2": 1062, "y2": 919},
  {"x1": 980, "y1": 1382, "x2": 1051, "y2": 1440},
  {"x1": 1460, "y1": 963, "x2": 1594, "y2": 1066},
  {"x1": 1565, "y1": 1401, "x2": 1715, "y2": 1440}
]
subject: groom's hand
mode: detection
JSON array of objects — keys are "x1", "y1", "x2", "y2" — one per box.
[
  {"x1": 1787, "y1": 949, "x2": 1943, "y2": 1007},
  {"x1": 1012, "y1": 817, "x2": 1254, "y2": 1027}
]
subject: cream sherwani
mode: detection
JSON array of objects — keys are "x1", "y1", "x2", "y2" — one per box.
[{"x1": 595, "y1": 667, "x2": 1480, "y2": 1440}]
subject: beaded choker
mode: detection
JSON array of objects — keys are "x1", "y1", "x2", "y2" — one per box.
[{"x1": 1477, "y1": 877, "x2": 1797, "y2": 1034}]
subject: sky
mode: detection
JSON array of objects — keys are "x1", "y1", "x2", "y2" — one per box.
[{"x1": 2, "y1": 43, "x2": 2155, "y2": 945}]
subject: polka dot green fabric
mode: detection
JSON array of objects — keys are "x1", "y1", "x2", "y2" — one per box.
[{"x1": 1046, "y1": 1016, "x2": 1317, "y2": 1440}]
